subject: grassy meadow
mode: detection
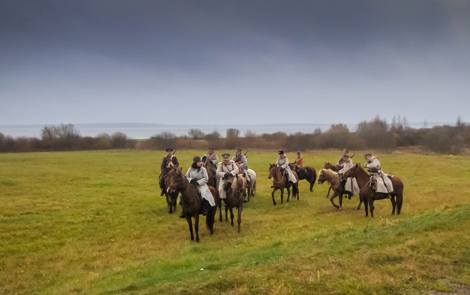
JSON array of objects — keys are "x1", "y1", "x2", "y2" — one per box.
[{"x1": 1, "y1": 150, "x2": 470, "y2": 295}]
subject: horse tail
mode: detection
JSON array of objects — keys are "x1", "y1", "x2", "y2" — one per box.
[
  {"x1": 252, "y1": 179, "x2": 257, "y2": 196},
  {"x1": 293, "y1": 182, "x2": 299, "y2": 197}
]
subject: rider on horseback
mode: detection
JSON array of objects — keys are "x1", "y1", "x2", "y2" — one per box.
[
  {"x1": 337, "y1": 148, "x2": 350, "y2": 166},
  {"x1": 275, "y1": 150, "x2": 297, "y2": 187},
  {"x1": 291, "y1": 151, "x2": 306, "y2": 179},
  {"x1": 338, "y1": 154, "x2": 359, "y2": 199},
  {"x1": 184, "y1": 155, "x2": 215, "y2": 217},
  {"x1": 159, "y1": 148, "x2": 179, "y2": 196},
  {"x1": 364, "y1": 153, "x2": 393, "y2": 199},
  {"x1": 202, "y1": 147, "x2": 219, "y2": 166},
  {"x1": 216, "y1": 153, "x2": 239, "y2": 200},
  {"x1": 233, "y1": 149, "x2": 250, "y2": 185}
]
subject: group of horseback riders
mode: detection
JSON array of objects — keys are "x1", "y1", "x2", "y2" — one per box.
[
  {"x1": 159, "y1": 147, "x2": 394, "y2": 212},
  {"x1": 336, "y1": 149, "x2": 394, "y2": 199},
  {"x1": 159, "y1": 147, "x2": 253, "y2": 217}
]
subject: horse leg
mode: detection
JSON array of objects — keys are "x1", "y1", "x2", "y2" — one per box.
[
  {"x1": 225, "y1": 202, "x2": 229, "y2": 222},
  {"x1": 391, "y1": 194, "x2": 397, "y2": 215},
  {"x1": 397, "y1": 193, "x2": 403, "y2": 215},
  {"x1": 369, "y1": 199, "x2": 375, "y2": 218},
  {"x1": 209, "y1": 206, "x2": 215, "y2": 234},
  {"x1": 280, "y1": 189, "x2": 284, "y2": 204},
  {"x1": 339, "y1": 194, "x2": 343, "y2": 211},
  {"x1": 186, "y1": 216, "x2": 194, "y2": 241},
  {"x1": 286, "y1": 187, "x2": 290, "y2": 202},
  {"x1": 357, "y1": 196, "x2": 362, "y2": 210},
  {"x1": 195, "y1": 214, "x2": 200, "y2": 242},
  {"x1": 330, "y1": 192, "x2": 339, "y2": 209},
  {"x1": 364, "y1": 199, "x2": 369, "y2": 217},
  {"x1": 218, "y1": 200, "x2": 223, "y2": 222},
  {"x1": 326, "y1": 186, "x2": 332, "y2": 198},
  {"x1": 237, "y1": 206, "x2": 242, "y2": 233},
  {"x1": 272, "y1": 188, "x2": 277, "y2": 205},
  {"x1": 230, "y1": 207, "x2": 235, "y2": 227}
]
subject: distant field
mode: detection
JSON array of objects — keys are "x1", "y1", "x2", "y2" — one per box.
[{"x1": 1, "y1": 150, "x2": 469, "y2": 295}]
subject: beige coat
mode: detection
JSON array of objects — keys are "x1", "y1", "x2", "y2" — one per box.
[
  {"x1": 275, "y1": 156, "x2": 297, "y2": 183},
  {"x1": 216, "y1": 160, "x2": 239, "y2": 199},
  {"x1": 365, "y1": 157, "x2": 393, "y2": 193},
  {"x1": 338, "y1": 160, "x2": 360, "y2": 195},
  {"x1": 185, "y1": 166, "x2": 215, "y2": 206}
]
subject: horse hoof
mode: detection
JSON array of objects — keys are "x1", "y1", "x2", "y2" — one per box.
[{"x1": 339, "y1": 207, "x2": 342, "y2": 211}]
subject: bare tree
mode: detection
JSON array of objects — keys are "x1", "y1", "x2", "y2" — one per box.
[
  {"x1": 226, "y1": 128, "x2": 240, "y2": 138},
  {"x1": 188, "y1": 128, "x2": 205, "y2": 140}
]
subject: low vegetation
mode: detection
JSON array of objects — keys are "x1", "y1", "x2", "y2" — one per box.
[
  {"x1": 1, "y1": 150, "x2": 469, "y2": 294},
  {"x1": 1, "y1": 116, "x2": 469, "y2": 154}
]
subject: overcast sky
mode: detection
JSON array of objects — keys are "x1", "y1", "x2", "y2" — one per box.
[{"x1": 1, "y1": 0, "x2": 469, "y2": 126}]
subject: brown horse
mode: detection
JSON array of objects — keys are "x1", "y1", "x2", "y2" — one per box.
[
  {"x1": 203, "y1": 160, "x2": 217, "y2": 188},
  {"x1": 165, "y1": 167, "x2": 220, "y2": 241},
  {"x1": 344, "y1": 164, "x2": 404, "y2": 217},
  {"x1": 163, "y1": 173, "x2": 179, "y2": 214},
  {"x1": 223, "y1": 174, "x2": 246, "y2": 232},
  {"x1": 323, "y1": 162, "x2": 340, "y2": 172},
  {"x1": 317, "y1": 169, "x2": 347, "y2": 210},
  {"x1": 289, "y1": 164, "x2": 317, "y2": 192},
  {"x1": 268, "y1": 164, "x2": 299, "y2": 205}
]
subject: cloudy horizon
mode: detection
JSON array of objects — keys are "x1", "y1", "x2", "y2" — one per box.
[{"x1": 1, "y1": 0, "x2": 469, "y2": 126}]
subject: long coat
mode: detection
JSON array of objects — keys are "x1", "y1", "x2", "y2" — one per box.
[
  {"x1": 216, "y1": 160, "x2": 239, "y2": 199},
  {"x1": 275, "y1": 156, "x2": 297, "y2": 183},
  {"x1": 365, "y1": 157, "x2": 393, "y2": 194},
  {"x1": 338, "y1": 160, "x2": 360, "y2": 195},
  {"x1": 185, "y1": 166, "x2": 215, "y2": 206}
]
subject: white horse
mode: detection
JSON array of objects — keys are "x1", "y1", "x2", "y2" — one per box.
[{"x1": 246, "y1": 169, "x2": 257, "y2": 201}]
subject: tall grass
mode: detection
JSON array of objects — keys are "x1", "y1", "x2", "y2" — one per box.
[{"x1": 1, "y1": 150, "x2": 469, "y2": 294}]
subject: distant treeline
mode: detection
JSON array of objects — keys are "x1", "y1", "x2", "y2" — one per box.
[{"x1": 1, "y1": 116, "x2": 469, "y2": 154}]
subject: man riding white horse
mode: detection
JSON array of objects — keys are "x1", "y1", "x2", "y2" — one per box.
[
  {"x1": 275, "y1": 150, "x2": 297, "y2": 187},
  {"x1": 233, "y1": 148, "x2": 249, "y2": 185},
  {"x1": 364, "y1": 153, "x2": 393, "y2": 199}
]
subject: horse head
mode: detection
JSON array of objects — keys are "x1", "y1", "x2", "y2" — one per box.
[
  {"x1": 343, "y1": 164, "x2": 359, "y2": 178},
  {"x1": 165, "y1": 166, "x2": 184, "y2": 194},
  {"x1": 317, "y1": 169, "x2": 327, "y2": 184}
]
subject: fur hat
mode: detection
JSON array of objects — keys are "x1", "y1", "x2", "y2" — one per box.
[
  {"x1": 222, "y1": 153, "x2": 230, "y2": 159},
  {"x1": 279, "y1": 150, "x2": 285, "y2": 155},
  {"x1": 193, "y1": 155, "x2": 201, "y2": 163},
  {"x1": 165, "y1": 148, "x2": 174, "y2": 152},
  {"x1": 364, "y1": 153, "x2": 372, "y2": 158}
]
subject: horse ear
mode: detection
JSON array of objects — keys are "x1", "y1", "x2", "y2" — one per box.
[{"x1": 179, "y1": 166, "x2": 183, "y2": 172}]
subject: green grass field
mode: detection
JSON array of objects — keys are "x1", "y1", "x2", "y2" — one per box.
[{"x1": 1, "y1": 150, "x2": 470, "y2": 295}]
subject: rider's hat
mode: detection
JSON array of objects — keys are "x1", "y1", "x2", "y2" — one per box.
[
  {"x1": 222, "y1": 153, "x2": 230, "y2": 158},
  {"x1": 278, "y1": 149, "x2": 285, "y2": 155},
  {"x1": 165, "y1": 148, "x2": 173, "y2": 152}
]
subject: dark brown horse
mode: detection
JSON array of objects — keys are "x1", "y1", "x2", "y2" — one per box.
[
  {"x1": 203, "y1": 160, "x2": 217, "y2": 188},
  {"x1": 163, "y1": 173, "x2": 179, "y2": 214},
  {"x1": 344, "y1": 164, "x2": 404, "y2": 217},
  {"x1": 268, "y1": 164, "x2": 299, "y2": 205},
  {"x1": 323, "y1": 162, "x2": 340, "y2": 172},
  {"x1": 222, "y1": 174, "x2": 246, "y2": 232},
  {"x1": 289, "y1": 164, "x2": 317, "y2": 192},
  {"x1": 165, "y1": 167, "x2": 220, "y2": 241}
]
